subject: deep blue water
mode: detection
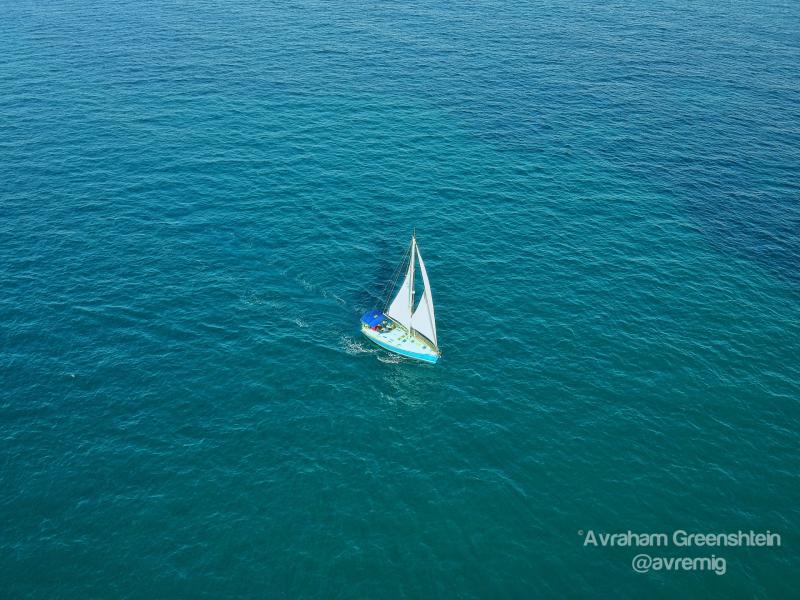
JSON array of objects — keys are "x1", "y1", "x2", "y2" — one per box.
[{"x1": 2, "y1": 1, "x2": 799, "y2": 597}]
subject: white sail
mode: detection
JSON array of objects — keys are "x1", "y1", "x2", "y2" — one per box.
[
  {"x1": 410, "y1": 244, "x2": 437, "y2": 347},
  {"x1": 386, "y1": 242, "x2": 414, "y2": 328}
]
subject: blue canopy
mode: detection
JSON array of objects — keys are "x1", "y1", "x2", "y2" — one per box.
[{"x1": 361, "y1": 310, "x2": 386, "y2": 327}]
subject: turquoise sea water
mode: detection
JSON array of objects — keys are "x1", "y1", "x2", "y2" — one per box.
[{"x1": 2, "y1": 0, "x2": 799, "y2": 597}]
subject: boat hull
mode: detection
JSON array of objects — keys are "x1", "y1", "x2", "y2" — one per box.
[{"x1": 361, "y1": 323, "x2": 440, "y2": 364}]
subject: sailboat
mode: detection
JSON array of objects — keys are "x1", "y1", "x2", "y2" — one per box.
[{"x1": 360, "y1": 232, "x2": 441, "y2": 364}]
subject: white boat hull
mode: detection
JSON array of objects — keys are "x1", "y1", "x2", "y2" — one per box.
[{"x1": 361, "y1": 322, "x2": 440, "y2": 364}]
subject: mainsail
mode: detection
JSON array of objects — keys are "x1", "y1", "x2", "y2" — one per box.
[
  {"x1": 385, "y1": 235, "x2": 438, "y2": 348},
  {"x1": 410, "y1": 245, "x2": 437, "y2": 347}
]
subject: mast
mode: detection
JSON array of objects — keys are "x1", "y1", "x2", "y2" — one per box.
[{"x1": 408, "y1": 232, "x2": 416, "y2": 335}]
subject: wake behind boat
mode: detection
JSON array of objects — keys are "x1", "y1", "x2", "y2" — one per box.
[{"x1": 361, "y1": 233, "x2": 441, "y2": 364}]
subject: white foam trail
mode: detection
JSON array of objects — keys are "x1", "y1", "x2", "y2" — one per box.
[
  {"x1": 377, "y1": 353, "x2": 402, "y2": 364},
  {"x1": 241, "y1": 290, "x2": 283, "y2": 308},
  {"x1": 341, "y1": 335, "x2": 377, "y2": 355}
]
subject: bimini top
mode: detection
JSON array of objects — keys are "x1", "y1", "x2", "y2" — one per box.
[{"x1": 361, "y1": 310, "x2": 386, "y2": 327}]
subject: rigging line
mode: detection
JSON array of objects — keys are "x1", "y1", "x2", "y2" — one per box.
[
  {"x1": 380, "y1": 241, "x2": 412, "y2": 311},
  {"x1": 381, "y1": 243, "x2": 411, "y2": 309}
]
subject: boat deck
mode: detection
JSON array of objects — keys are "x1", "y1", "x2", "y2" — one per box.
[{"x1": 361, "y1": 322, "x2": 439, "y2": 363}]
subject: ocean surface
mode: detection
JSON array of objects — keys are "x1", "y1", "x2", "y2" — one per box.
[{"x1": 2, "y1": 0, "x2": 799, "y2": 597}]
